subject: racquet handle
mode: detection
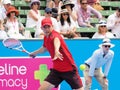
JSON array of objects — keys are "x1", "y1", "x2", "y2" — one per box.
[{"x1": 29, "y1": 54, "x2": 36, "y2": 58}]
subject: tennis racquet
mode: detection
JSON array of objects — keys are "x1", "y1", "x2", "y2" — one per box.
[{"x1": 2, "y1": 38, "x2": 35, "y2": 58}]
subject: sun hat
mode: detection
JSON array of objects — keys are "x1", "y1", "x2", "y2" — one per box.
[
  {"x1": 30, "y1": 0, "x2": 40, "y2": 7},
  {"x1": 41, "y1": 18, "x2": 52, "y2": 27},
  {"x1": 3, "y1": 0, "x2": 11, "y2": 5},
  {"x1": 6, "y1": 6, "x2": 19, "y2": 16},
  {"x1": 60, "y1": 9, "x2": 69, "y2": 14},
  {"x1": 98, "y1": 20, "x2": 107, "y2": 27},
  {"x1": 99, "y1": 38, "x2": 115, "y2": 48},
  {"x1": 61, "y1": 0, "x2": 74, "y2": 9}
]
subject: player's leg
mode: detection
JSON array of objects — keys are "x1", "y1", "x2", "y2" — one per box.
[
  {"x1": 39, "y1": 69, "x2": 62, "y2": 90},
  {"x1": 38, "y1": 81, "x2": 54, "y2": 90},
  {"x1": 94, "y1": 68, "x2": 108, "y2": 90},
  {"x1": 62, "y1": 70, "x2": 84, "y2": 90}
]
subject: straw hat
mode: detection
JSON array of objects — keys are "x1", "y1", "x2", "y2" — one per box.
[
  {"x1": 6, "y1": 6, "x2": 19, "y2": 16},
  {"x1": 61, "y1": 0, "x2": 74, "y2": 9},
  {"x1": 99, "y1": 38, "x2": 115, "y2": 48}
]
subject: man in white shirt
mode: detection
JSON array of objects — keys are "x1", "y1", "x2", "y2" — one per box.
[
  {"x1": 83, "y1": 38, "x2": 115, "y2": 90},
  {"x1": 107, "y1": 7, "x2": 120, "y2": 38}
]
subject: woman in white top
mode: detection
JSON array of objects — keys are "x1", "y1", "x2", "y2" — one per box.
[
  {"x1": 5, "y1": 6, "x2": 25, "y2": 39},
  {"x1": 58, "y1": 9, "x2": 80, "y2": 38},
  {"x1": 92, "y1": 20, "x2": 115, "y2": 39},
  {"x1": 26, "y1": 0, "x2": 42, "y2": 38},
  {"x1": 0, "y1": 19, "x2": 8, "y2": 39}
]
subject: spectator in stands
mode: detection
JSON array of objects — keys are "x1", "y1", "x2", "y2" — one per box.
[
  {"x1": 92, "y1": 20, "x2": 115, "y2": 39},
  {"x1": 25, "y1": 0, "x2": 31, "y2": 3},
  {"x1": 77, "y1": 0, "x2": 102, "y2": 27},
  {"x1": 0, "y1": 19, "x2": 8, "y2": 39},
  {"x1": 47, "y1": 0, "x2": 63, "y2": 14},
  {"x1": 51, "y1": 8, "x2": 60, "y2": 21},
  {"x1": 58, "y1": 9, "x2": 80, "y2": 38},
  {"x1": 0, "y1": 0, "x2": 11, "y2": 23},
  {"x1": 5, "y1": 6, "x2": 25, "y2": 39},
  {"x1": 44, "y1": 7, "x2": 60, "y2": 32},
  {"x1": 107, "y1": 7, "x2": 120, "y2": 38},
  {"x1": 26, "y1": 0, "x2": 42, "y2": 38},
  {"x1": 88, "y1": 0, "x2": 104, "y2": 11},
  {"x1": 61, "y1": 0, "x2": 78, "y2": 22}
]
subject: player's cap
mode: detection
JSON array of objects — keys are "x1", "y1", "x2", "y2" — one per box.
[
  {"x1": 41, "y1": 18, "x2": 52, "y2": 27},
  {"x1": 99, "y1": 38, "x2": 115, "y2": 48}
]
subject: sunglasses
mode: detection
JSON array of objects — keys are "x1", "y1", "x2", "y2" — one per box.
[
  {"x1": 62, "y1": 13, "x2": 69, "y2": 16},
  {"x1": 104, "y1": 45, "x2": 111, "y2": 48},
  {"x1": 100, "y1": 25, "x2": 106, "y2": 27},
  {"x1": 47, "y1": 12, "x2": 52, "y2": 14}
]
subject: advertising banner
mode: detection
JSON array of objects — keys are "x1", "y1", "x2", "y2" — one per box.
[{"x1": 0, "y1": 57, "x2": 60, "y2": 90}]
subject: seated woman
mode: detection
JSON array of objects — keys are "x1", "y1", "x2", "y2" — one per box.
[
  {"x1": 5, "y1": 6, "x2": 25, "y2": 39},
  {"x1": 58, "y1": 9, "x2": 80, "y2": 39},
  {"x1": 0, "y1": 19, "x2": 8, "y2": 39},
  {"x1": 26, "y1": 0, "x2": 42, "y2": 38},
  {"x1": 92, "y1": 20, "x2": 115, "y2": 39}
]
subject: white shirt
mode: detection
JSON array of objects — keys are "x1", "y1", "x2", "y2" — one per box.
[
  {"x1": 85, "y1": 48, "x2": 114, "y2": 77},
  {"x1": 107, "y1": 13, "x2": 120, "y2": 38},
  {"x1": 92, "y1": 32, "x2": 115, "y2": 39}
]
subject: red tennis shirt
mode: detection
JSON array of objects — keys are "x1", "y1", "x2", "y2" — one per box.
[{"x1": 43, "y1": 30, "x2": 77, "y2": 72}]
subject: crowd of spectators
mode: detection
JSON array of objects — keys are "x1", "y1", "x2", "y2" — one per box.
[{"x1": 0, "y1": 0, "x2": 120, "y2": 39}]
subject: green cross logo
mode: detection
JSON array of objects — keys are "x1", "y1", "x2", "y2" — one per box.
[{"x1": 34, "y1": 64, "x2": 50, "y2": 84}]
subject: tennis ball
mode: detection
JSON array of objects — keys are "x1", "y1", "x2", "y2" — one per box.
[{"x1": 80, "y1": 64, "x2": 86, "y2": 71}]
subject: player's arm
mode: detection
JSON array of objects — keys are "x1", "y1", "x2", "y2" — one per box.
[
  {"x1": 29, "y1": 46, "x2": 47, "y2": 57},
  {"x1": 52, "y1": 37, "x2": 63, "y2": 61}
]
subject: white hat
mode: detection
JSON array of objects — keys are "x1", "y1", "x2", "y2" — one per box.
[
  {"x1": 3, "y1": 0, "x2": 11, "y2": 4},
  {"x1": 30, "y1": 0, "x2": 40, "y2": 7},
  {"x1": 60, "y1": 9, "x2": 69, "y2": 14},
  {"x1": 98, "y1": 20, "x2": 106, "y2": 27},
  {"x1": 99, "y1": 38, "x2": 115, "y2": 48}
]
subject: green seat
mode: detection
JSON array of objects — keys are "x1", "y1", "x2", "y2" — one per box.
[
  {"x1": 19, "y1": 18, "x2": 26, "y2": 24},
  {"x1": 40, "y1": 1, "x2": 46, "y2": 7},
  {"x1": 90, "y1": 18, "x2": 99, "y2": 24},
  {"x1": 100, "y1": 10, "x2": 115, "y2": 17},
  {"x1": 25, "y1": 27, "x2": 35, "y2": 33},
  {"x1": 76, "y1": 27, "x2": 97, "y2": 33},
  {"x1": 40, "y1": 10, "x2": 45, "y2": 16}
]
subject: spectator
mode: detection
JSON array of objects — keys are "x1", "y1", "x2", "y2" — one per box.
[
  {"x1": 92, "y1": 20, "x2": 115, "y2": 39},
  {"x1": 26, "y1": 0, "x2": 42, "y2": 38},
  {"x1": 107, "y1": 7, "x2": 120, "y2": 38},
  {"x1": 0, "y1": 19, "x2": 8, "y2": 39},
  {"x1": 47, "y1": 0, "x2": 63, "y2": 14},
  {"x1": 77, "y1": 0, "x2": 102, "y2": 27},
  {"x1": 5, "y1": 6, "x2": 25, "y2": 39},
  {"x1": 51, "y1": 8, "x2": 59, "y2": 21},
  {"x1": 0, "y1": 0, "x2": 12, "y2": 23},
  {"x1": 61, "y1": 0, "x2": 78, "y2": 22},
  {"x1": 58, "y1": 9, "x2": 80, "y2": 38}
]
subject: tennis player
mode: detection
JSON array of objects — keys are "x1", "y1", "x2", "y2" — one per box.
[{"x1": 30, "y1": 18, "x2": 84, "y2": 90}]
